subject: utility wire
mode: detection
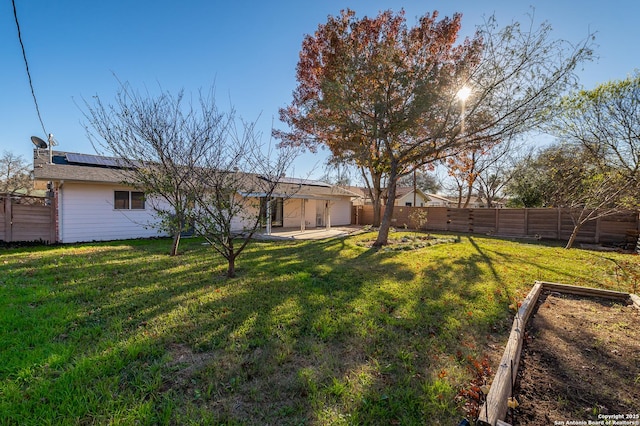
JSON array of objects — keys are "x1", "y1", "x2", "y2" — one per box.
[{"x1": 12, "y1": 0, "x2": 48, "y2": 137}]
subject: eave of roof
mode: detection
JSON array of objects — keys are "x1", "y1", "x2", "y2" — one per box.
[
  {"x1": 33, "y1": 151, "x2": 361, "y2": 198},
  {"x1": 33, "y1": 162, "x2": 131, "y2": 184}
]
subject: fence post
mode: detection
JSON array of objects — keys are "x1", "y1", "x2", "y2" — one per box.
[
  {"x1": 557, "y1": 208, "x2": 562, "y2": 239},
  {"x1": 5, "y1": 196, "x2": 12, "y2": 242},
  {"x1": 636, "y1": 211, "x2": 640, "y2": 254},
  {"x1": 524, "y1": 208, "x2": 529, "y2": 236},
  {"x1": 594, "y1": 216, "x2": 601, "y2": 244}
]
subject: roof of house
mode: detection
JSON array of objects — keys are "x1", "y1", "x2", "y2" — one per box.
[
  {"x1": 394, "y1": 186, "x2": 430, "y2": 200},
  {"x1": 340, "y1": 186, "x2": 366, "y2": 198},
  {"x1": 33, "y1": 150, "x2": 359, "y2": 199},
  {"x1": 425, "y1": 193, "x2": 453, "y2": 204},
  {"x1": 33, "y1": 151, "x2": 132, "y2": 184},
  {"x1": 347, "y1": 186, "x2": 431, "y2": 201}
]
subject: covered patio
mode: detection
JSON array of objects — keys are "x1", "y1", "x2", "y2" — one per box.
[
  {"x1": 252, "y1": 177, "x2": 361, "y2": 235},
  {"x1": 256, "y1": 225, "x2": 364, "y2": 240}
]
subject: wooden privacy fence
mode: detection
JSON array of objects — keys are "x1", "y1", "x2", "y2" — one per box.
[
  {"x1": 352, "y1": 205, "x2": 639, "y2": 246},
  {"x1": 0, "y1": 194, "x2": 56, "y2": 244}
]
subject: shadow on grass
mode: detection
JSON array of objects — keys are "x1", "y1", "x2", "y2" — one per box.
[{"x1": 0, "y1": 234, "x2": 633, "y2": 424}]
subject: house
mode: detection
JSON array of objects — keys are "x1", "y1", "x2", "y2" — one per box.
[
  {"x1": 343, "y1": 186, "x2": 367, "y2": 206},
  {"x1": 32, "y1": 150, "x2": 357, "y2": 243},
  {"x1": 392, "y1": 187, "x2": 430, "y2": 207},
  {"x1": 440, "y1": 195, "x2": 507, "y2": 208},
  {"x1": 347, "y1": 185, "x2": 447, "y2": 207},
  {"x1": 423, "y1": 193, "x2": 453, "y2": 207}
]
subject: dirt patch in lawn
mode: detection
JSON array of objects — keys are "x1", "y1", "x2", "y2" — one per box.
[{"x1": 512, "y1": 292, "x2": 640, "y2": 425}]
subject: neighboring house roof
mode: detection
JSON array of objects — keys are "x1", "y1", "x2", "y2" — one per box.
[
  {"x1": 347, "y1": 186, "x2": 431, "y2": 203},
  {"x1": 394, "y1": 186, "x2": 430, "y2": 201},
  {"x1": 425, "y1": 193, "x2": 453, "y2": 205},
  {"x1": 342, "y1": 186, "x2": 366, "y2": 198},
  {"x1": 33, "y1": 151, "x2": 358, "y2": 199}
]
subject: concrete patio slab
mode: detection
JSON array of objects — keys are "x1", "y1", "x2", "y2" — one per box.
[{"x1": 256, "y1": 225, "x2": 364, "y2": 240}]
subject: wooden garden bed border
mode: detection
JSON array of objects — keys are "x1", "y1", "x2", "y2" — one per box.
[{"x1": 477, "y1": 280, "x2": 640, "y2": 426}]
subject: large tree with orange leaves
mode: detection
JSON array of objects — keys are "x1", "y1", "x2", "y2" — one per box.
[{"x1": 276, "y1": 9, "x2": 593, "y2": 246}]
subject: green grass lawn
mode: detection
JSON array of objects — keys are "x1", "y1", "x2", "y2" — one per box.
[{"x1": 1, "y1": 232, "x2": 638, "y2": 425}]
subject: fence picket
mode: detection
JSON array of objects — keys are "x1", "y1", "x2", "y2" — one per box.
[{"x1": 353, "y1": 205, "x2": 638, "y2": 246}]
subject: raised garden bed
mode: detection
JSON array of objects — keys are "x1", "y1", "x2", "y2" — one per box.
[{"x1": 477, "y1": 281, "x2": 640, "y2": 426}]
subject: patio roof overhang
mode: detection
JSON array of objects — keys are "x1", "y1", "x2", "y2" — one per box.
[{"x1": 240, "y1": 192, "x2": 351, "y2": 201}]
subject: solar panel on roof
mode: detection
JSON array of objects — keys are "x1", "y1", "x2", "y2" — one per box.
[
  {"x1": 65, "y1": 153, "x2": 125, "y2": 168},
  {"x1": 267, "y1": 176, "x2": 332, "y2": 187},
  {"x1": 289, "y1": 177, "x2": 330, "y2": 187}
]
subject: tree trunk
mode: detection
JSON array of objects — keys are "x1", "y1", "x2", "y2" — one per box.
[
  {"x1": 565, "y1": 224, "x2": 582, "y2": 249},
  {"x1": 227, "y1": 255, "x2": 236, "y2": 278},
  {"x1": 226, "y1": 240, "x2": 236, "y2": 278},
  {"x1": 462, "y1": 183, "x2": 473, "y2": 208},
  {"x1": 486, "y1": 194, "x2": 493, "y2": 208},
  {"x1": 373, "y1": 164, "x2": 399, "y2": 247},
  {"x1": 362, "y1": 168, "x2": 384, "y2": 227},
  {"x1": 372, "y1": 195, "x2": 382, "y2": 227},
  {"x1": 374, "y1": 196, "x2": 395, "y2": 247},
  {"x1": 170, "y1": 231, "x2": 181, "y2": 256}
]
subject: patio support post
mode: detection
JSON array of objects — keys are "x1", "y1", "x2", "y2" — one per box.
[
  {"x1": 300, "y1": 198, "x2": 306, "y2": 232},
  {"x1": 266, "y1": 198, "x2": 272, "y2": 235},
  {"x1": 325, "y1": 200, "x2": 331, "y2": 230}
]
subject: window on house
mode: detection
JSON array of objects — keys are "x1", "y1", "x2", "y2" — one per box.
[
  {"x1": 114, "y1": 191, "x2": 145, "y2": 210},
  {"x1": 131, "y1": 192, "x2": 145, "y2": 209},
  {"x1": 405, "y1": 202, "x2": 412, "y2": 207}
]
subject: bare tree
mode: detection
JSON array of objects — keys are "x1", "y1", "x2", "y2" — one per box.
[
  {"x1": 474, "y1": 138, "x2": 529, "y2": 207},
  {"x1": 549, "y1": 71, "x2": 640, "y2": 182},
  {"x1": 189, "y1": 124, "x2": 298, "y2": 278},
  {"x1": 397, "y1": 170, "x2": 441, "y2": 194},
  {"x1": 83, "y1": 83, "x2": 228, "y2": 256},
  {"x1": 84, "y1": 81, "x2": 299, "y2": 274},
  {"x1": 543, "y1": 73, "x2": 640, "y2": 248},
  {"x1": 0, "y1": 151, "x2": 32, "y2": 195},
  {"x1": 319, "y1": 160, "x2": 355, "y2": 186},
  {"x1": 525, "y1": 144, "x2": 637, "y2": 249}
]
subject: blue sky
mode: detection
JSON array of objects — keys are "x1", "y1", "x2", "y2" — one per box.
[{"x1": 2, "y1": 1, "x2": 638, "y2": 179}]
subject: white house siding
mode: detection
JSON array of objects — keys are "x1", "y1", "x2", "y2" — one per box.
[
  {"x1": 230, "y1": 196, "x2": 260, "y2": 231},
  {"x1": 283, "y1": 198, "x2": 303, "y2": 228},
  {"x1": 303, "y1": 200, "x2": 315, "y2": 227},
  {"x1": 396, "y1": 192, "x2": 428, "y2": 207},
  {"x1": 57, "y1": 183, "x2": 353, "y2": 242},
  {"x1": 281, "y1": 198, "x2": 352, "y2": 228},
  {"x1": 280, "y1": 198, "x2": 317, "y2": 228},
  {"x1": 329, "y1": 199, "x2": 352, "y2": 225},
  {"x1": 58, "y1": 183, "x2": 166, "y2": 243}
]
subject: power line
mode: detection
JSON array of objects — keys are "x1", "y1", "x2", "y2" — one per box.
[{"x1": 12, "y1": 0, "x2": 48, "y2": 137}]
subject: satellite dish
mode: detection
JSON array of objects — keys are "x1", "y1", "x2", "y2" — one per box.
[{"x1": 31, "y1": 136, "x2": 48, "y2": 149}]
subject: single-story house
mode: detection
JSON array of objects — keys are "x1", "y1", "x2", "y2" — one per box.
[
  {"x1": 423, "y1": 193, "x2": 453, "y2": 207},
  {"x1": 33, "y1": 150, "x2": 358, "y2": 243},
  {"x1": 392, "y1": 187, "x2": 430, "y2": 207},
  {"x1": 348, "y1": 186, "x2": 446, "y2": 208},
  {"x1": 439, "y1": 195, "x2": 506, "y2": 208}
]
